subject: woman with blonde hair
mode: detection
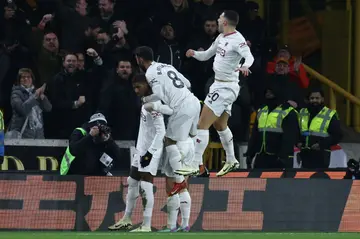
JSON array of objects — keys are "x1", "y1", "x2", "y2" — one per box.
[{"x1": 6, "y1": 68, "x2": 52, "y2": 139}]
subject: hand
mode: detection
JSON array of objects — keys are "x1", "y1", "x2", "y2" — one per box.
[
  {"x1": 294, "y1": 57, "x2": 302, "y2": 72},
  {"x1": 140, "y1": 151, "x2": 153, "y2": 168},
  {"x1": 35, "y1": 88, "x2": 43, "y2": 98},
  {"x1": 4, "y1": 7, "x2": 15, "y2": 20},
  {"x1": 143, "y1": 102, "x2": 154, "y2": 112},
  {"x1": 311, "y1": 143, "x2": 320, "y2": 151},
  {"x1": 246, "y1": 40, "x2": 252, "y2": 48},
  {"x1": 113, "y1": 20, "x2": 128, "y2": 35},
  {"x1": 186, "y1": 49, "x2": 195, "y2": 58},
  {"x1": 40, "y1": 94, "x2": 45, "y2": 100},
  {"x1": 86, "y1": 48, "x2": 98, "y2": 58},
  {"x1": 90, "y1": 126, "x2": 99, "y2": 137},
  {"x1": 78, "y1": 96, "x2": 86, "y2": 105},
  {"x1": 235, "y1": 66, "x2": 251, "y2": 76},
  {"x1": 42, "y1": 14, "x2": 53, "y2": 23},
  {"x1": 115, "y1": 28, "x2": 125, "y2": 39},
  {"x1": 287, "y1": 100, "x2": 298, "y2": 108}
]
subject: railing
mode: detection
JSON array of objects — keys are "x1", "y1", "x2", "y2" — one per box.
[{"x1": 303, "y1": 64, "x2": 360, "y2": 130}]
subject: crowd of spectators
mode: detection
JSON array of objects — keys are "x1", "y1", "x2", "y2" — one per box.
[{"x1": 0, "y1": 0, "x2": 309, "y2": 142}]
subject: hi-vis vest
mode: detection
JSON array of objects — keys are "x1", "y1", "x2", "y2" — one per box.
[
  {"x1": 257, "y1": 105, "x2": 294, "y2": 153},
  {"x1": 299, "y1": 107, "x2": 337, "y2": 148},
  {"x1": 60, "y1": 128, "x2": 87, "y2": 175}
]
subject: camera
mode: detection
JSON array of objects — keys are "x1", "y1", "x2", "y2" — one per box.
[
  {"x1": 344, "y1": 159, "x2": 360, "y2": 179},
  {"x1": 98, "y1": 123, "x2": 111, "y2": 136}
]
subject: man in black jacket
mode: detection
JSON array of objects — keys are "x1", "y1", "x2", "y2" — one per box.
[
  {"x1": 60, "y1": 113, "x2": 122, "y2": 176},
  {"x1": 297, "y1": 88, "x2": 343, "y2": 168},
  {"x1": 246, "y1": 79, "x2": 299, "y2": 169}
]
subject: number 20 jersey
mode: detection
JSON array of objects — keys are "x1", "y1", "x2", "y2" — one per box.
[{"x1": 145, "y1": 62, "x2": 193, "y2": 109}]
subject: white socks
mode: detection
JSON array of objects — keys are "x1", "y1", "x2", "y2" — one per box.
[
  {"x1": 217, "y1": 127, "x2": 237, "y2": 163},
  {"x1": 179, "y1": 190, "x2": 191, "y2": 228},
  {"x1": 139, "y1": 181, "x2": 154, "y2": 228},
  {"x1": 194, "y1": 130, "x2": 209, "y2": 166},
  {"x1": 124, "y1": 177, "x2": 139, "y2": 219},
  {"x1": 166, "y1": 145, "x2": 185, "y2": 183},
  {"x1": 167, "y1": 194, "x2": 180, "y2": 229}
]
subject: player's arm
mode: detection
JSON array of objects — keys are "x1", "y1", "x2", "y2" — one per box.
[
  {"x1": 234, "y1": 40, "x2": 254, "y2": 68},
  {"x1": 188, "y1": 35, "x2": 220, "y2": 61},
  {"x1": 148, "y1": 112, "x2": 166, "y2": 154},
  {"x1": 144, "y1": 101, "x2": 174, "y2": 115}
]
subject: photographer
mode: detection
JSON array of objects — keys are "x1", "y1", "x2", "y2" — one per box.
[
  {"x1": 60, "y1": 113, "x2": 122, "y2": 176},
  {"x1": 343, "y1": 159, "x2": 360, "y2": 180}
]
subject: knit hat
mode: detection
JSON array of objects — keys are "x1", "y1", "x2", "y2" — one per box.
[{"x1": 89, "y1": 113, "x2": 107, "y2": 124}]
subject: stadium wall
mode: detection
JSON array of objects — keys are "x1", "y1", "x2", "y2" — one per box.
[{"x1": 0, "y1": 174, "x2": 359, "y2": 232}]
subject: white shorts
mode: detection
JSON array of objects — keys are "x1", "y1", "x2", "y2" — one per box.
[
  {"x1": 204, "y1": 81, "x2": 240, "y2": 117},
  {"x1": 166, "y1": 95, "x2": 200, "y2": 141},
  {"x1": 161, "y1": 137, "x2": 196, "y2": 178},
  {"x1": 131, "y1": 149, "x2": 163, "y2": 176}
]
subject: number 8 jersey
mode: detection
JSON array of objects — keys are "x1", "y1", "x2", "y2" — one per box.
[{"x1": 145, "y1": 62, "x2": 193, "y2": 109}]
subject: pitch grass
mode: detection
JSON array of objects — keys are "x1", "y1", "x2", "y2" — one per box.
[{"x1": 0, "y1": 232, "x2": 359, "y2": 239}]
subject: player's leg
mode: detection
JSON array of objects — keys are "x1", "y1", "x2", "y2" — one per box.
[
  {"x1": 178, "y1": 177, "x2": 191, "y2": 232},
  {"x1": 108, "y1": 166, "x2": 140, "y2": 230},
  {"x1": 213, "y1": 106, "x2": 240, "y2": 177},
  {"x1": 130, "y1": 150, "x2": 162, "y2": 232}
]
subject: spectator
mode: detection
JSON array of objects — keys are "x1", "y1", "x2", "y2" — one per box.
[
  {"x1": 266, "y1": 57, "x2": 304, "y2": 109},
  {"x1": 153, "y1": 0, "x2": 192, "y2": 47},
  {"x1": 156, "y1": 22, "x2": 183, "y2": 71},
  {"x1": 98, "y1": 59, "x2": 141, "y2": 140},
  {"x1": 32, "y1": 31, "x2": 62, "y2": 88},
  {"x1": 46, "y1": 53, "x2": 91, "y2": 139},
  {"x1": 267, "y1": 45, "x2": 310, "y2": 89},
  {"x1": 52, "y1": 0, "x2": 90, "y2": 52},
  {"x1": 183, "y1": 14, "x2": 218, "y2": 100},
  {"x1": 6, "y1": 68, "x2": 52, "y2": 139},
  {"x1": 245, "y1": 79, "x2": 299, "y2": 169},
  {"x1": 192, "y1": 0, "x2": 221, "y2": 32},
  {"x1": 297, "y1": 88, "x2": 343, "y2": 169}
]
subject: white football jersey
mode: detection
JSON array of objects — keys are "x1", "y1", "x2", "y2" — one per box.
[
  {"x1": 135, "y1": 103, "x2": 166, "y2": 156},
  {"x1": 193, "y1": 31, "x2": 254, "y2": 83},
  {"x1": 145, "y1": 62, "x2": 192, "y2": 109}
]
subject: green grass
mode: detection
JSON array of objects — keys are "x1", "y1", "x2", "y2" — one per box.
[{"x1": 0, "y1": 232, "x2": 359, "y2": 239}]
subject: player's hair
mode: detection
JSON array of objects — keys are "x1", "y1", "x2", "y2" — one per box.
[
  {"x1": 307, "y1": 88, "x2": 325, "y2": 98},
  {"x1": 132, "y1": 73, "x2": 147, "y2": 84},
  {"x1": 223, "y1": 10, "x2": 239, "y2": 26},
  {"x1": 134, "y1": 46, "x2": 154, "y2": 61}
]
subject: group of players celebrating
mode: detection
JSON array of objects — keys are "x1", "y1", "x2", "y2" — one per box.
[{"x1": 108, "y1": 10, "x2": 254, "y2": 232}]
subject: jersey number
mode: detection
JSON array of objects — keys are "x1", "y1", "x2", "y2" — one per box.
[{"x1": 167, "y1": 71, "x2": 184, "y2": 89}]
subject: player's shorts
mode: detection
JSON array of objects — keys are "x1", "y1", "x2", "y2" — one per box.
[
  {"x1": 162, "y1": 137, "x2": 196, "y2": 178},
  {"x1": 131, "y1": 148, "x2": 163, "y2": 176},
  {"x1": 166, "y1": 94, "x2": 200, "y2": 141},
  {"x1": 204, "y1": 80, "x2": 240, "y2": 117}
]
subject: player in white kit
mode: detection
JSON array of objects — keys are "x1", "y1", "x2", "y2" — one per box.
[
  {"x1": 143, "y1": 102, "x2": 194, "y2": 232},
  {"x1": 108, "y1": 74, "x2": 166, "y2": 232},
  {"x1": 134, "y1": 46, "x2": 201, "y2": 196},
  {"x1": 185, "y1": 10, "x2": 255, "y2": 177}
]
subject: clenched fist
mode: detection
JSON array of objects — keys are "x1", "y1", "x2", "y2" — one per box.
[{"x1": 186, "y1": 49, "x2": 195, "y2": 58}]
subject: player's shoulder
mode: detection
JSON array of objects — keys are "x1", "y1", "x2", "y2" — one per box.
[{"x1": 231, "y1": 31, "x2": 246, "y2": 42}]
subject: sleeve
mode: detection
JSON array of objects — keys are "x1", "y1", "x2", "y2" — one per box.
[
  {"x1": 193, "y1": 35, "x2": 220, "y2": 61},
  {"x1": 147, "y1": 112, "x2": 166, "y2": 154},
  {"x1": 68, "y1": 129, "x2": 94, "y2": 156},
  {"x1": 39, "y1": 95, "x2": 52, "y2": 112},
  {"x1": 11, "y1": 92, "x2": 39, "y2": 117},
  {"x1": 279, "y1": 110, "x2": 299, "y2": 159},
  {"x1": 152, "y1": 101, "x2": 174, "y2": 115},
  {"x1": 233, "y1": 40, "x2": 254, "y2": 68},
  {"x1": 104, "y1": 140, "x2": 123, "y2": 164},
  {"x1": 144, "y1": 70, "x2": 165, "y2": 103},
  {"x1": 319, "y1": 115, "x2": 343, "y2": 150}
]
